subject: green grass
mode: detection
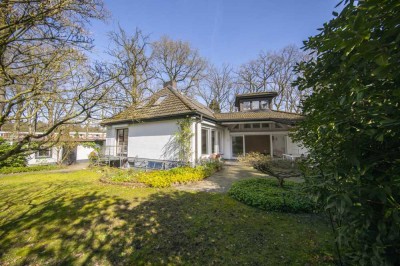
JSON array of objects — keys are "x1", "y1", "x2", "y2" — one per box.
[{"x1": 0, "y1": 170, "x2": 334, "y2": 265}]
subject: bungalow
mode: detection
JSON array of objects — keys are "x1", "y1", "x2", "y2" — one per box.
[
  {"x1": 0, "y1": 131, "x2": 106, "y2": 165},
  {"x1": 101, "y1": 81, "x2": 307, "y2": 165}
]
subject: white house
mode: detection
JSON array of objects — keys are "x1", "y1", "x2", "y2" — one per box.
[
  {"x1": 0, "y1": 131, "x2": 106, "y2": 165},
  {"x1": 101, "y1": 82, "x2": 307, "y2": 165}
]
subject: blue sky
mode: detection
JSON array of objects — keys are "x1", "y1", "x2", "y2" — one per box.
[{"x1": 90, "y1": 0, "x2": 339, "y2": 66}]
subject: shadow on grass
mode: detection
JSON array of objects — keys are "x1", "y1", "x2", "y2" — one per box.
[{"x1": 0, "y1": 188, "x2": 333, "y2": 265}]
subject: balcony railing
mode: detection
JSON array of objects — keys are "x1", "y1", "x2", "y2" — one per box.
[{"x1": 100, "y1": 144, "x2": 128, "y2": 158}]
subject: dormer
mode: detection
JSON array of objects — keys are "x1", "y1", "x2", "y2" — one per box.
[{"x1": 235, "y1": 92, "x2": 278, "y2": 112}]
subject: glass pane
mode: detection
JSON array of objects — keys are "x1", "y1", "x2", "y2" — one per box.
[
  {"x1": 244, "y1": 124, "x2": 251, "y2": 129},
  {"x1": 201, "y1": 129, "x2": 208, "y2": 154},
  {"x1": 261, "y1": 100, "x2": 268, "y2": 109},
  {"x1": 232, "y1": 136, "x2": 244, "y2": 157},
  {"x1": 123, "y1": 129, "x2": 128, "y2": 143},
  {"x1": 242, "y1": 101, "x2": 251, "y2": 111},
  {"x1": 253, "y1": 123, "x2": 260, "y2": 128},
  {"x1": 211, "y1": 130, "x2": 216, "y2": 153},
  {"x1": 218, "y1": 131, "x2": 222, "y2": 153},
  {"x1": 261, "y1": 123, "x2": 270, "y2": 128},
  {"x1": 252, "y1": 101, "x2": 260, "y2": 110}
]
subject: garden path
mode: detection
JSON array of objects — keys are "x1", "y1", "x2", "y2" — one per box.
[{"x1": 175, "y1": 163, "x2": 270, "y2": 193}]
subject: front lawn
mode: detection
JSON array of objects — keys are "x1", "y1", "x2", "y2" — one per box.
[{"x1": 0, "y1": 170, "x2": 334, "y2": 265}]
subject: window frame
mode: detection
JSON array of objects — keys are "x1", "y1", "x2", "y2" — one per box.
[
  {"x1": 36, "y1": 148, "x2": 52, "y2": 158},
  {"x1": 201, "y1": 128, "x2": 209, "y2": 155}
]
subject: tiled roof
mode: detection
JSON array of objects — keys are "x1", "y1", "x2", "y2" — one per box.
[
  {"x1": 101, "y1": 86, "x2": 214, "y2": 125},
  {"x1": 214, "y1": 110, "x2": 303, "y2": 124},
  {"x1": 102, "y1": 86, "x2": 303, "y2": 125}
]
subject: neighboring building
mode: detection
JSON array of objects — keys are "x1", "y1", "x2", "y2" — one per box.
[
  {"x1": 101, "y1": 82, "x2": 307, "y2": 165},
  {"x1": 0, "y1": 131, "x2": 106, "y2": 165}
]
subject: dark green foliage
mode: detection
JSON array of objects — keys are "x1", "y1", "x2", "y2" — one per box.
[
  {"x1": 293, "y1": 0, "x2": 400, "y2": 264},
  {"x1": 0, "y1": 138, "x2": 27, "y2": 168},
  {"x1": 0, "y1": 165, "x2": 59, "y2": 174},
  {"x1": 228, "y1": 178, "x2": 315, "y2": 213}
]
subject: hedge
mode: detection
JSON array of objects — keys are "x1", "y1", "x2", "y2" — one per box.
[
  {"x1": 228, "y1": 178, "x2": 315, "y2": 213},
  {"x1": 0, "y1": 165, "x2": 61, "y2": 174}
]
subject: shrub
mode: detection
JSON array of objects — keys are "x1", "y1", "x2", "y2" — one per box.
[
  {"x1": 228, "y1": 178, "x2": 315, "y2": 213},
  {"x1": 100, "y1": 160, "x2": 222, "y2": 188},
  {"x1": 137, "y1": 160, "x2": 221, "y2": 188},
  {"x1": 237, "y1": 152, "x2": 270, "y2": 166},
  {"x1": 88, "y1": 151, "x2": 99, "y2": 164},
  {"x1": 0, "y1": 165, "x2": 60, "y2": 174},
  {"x1": 238, "y1": 152, "x2": 301, "y2": 187},
  {"x1": 0, "y1": 138, "x2": 27, "y2": 168}
]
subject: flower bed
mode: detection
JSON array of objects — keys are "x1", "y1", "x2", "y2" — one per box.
[{"x1": 100, "y1": 160, "x2": 222, "y2": 188}]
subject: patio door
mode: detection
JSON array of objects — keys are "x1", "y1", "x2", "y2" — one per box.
[
  {"x1": 116, "y1": 128, "x2": 128, "y2": 156},
  {"x1": 232, "y1": 136, "x2": 244, "y2": 158}
]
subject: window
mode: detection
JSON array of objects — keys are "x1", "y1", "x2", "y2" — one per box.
[
  {"x1": 253, "y1": 123, "x2": 261, "y2": 128},
  {"x1": 36, "y1": 148, "x2": 52, "y2": 158},
  {"x1": 211, "y1": 130, "x2": 216, "y2": 153},
  {"x1": 275, "y1": 123, "x2": 283, "y2": 129},
  {"x1": 233, "y1": 124, "x2": 240, "y2": 130},
  {"x1": 232, "y1": 136, "x2": 244, "y2": 157},
  {"x1": 201, "y1": 128, "x2": 209, "y2": 154},
  {"x1": 261, "y1": 123, "x2": 270, "y2": 128},
  {"x1": 242, "y1": 101, "x2": 251, "y2": 111},
  {"x1": 261, "y1": 100, "x2": 269, "y2": 109},
  {"x1": 153, "y1": 95, "x2": 167, "y2": 106},
  {"x1": 251, "y1": 101, "x2": 260, "y2": 110},
  {"x1": 244, "y1": 124, "x2": 251, "y2": 129},
  {"x1": 116, "y1": 128, "x2": 128, "y2": 155},
  {"x1": 218, "y1": 131, "x2": 223, "y2": 153}
]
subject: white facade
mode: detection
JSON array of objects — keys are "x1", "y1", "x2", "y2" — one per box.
[
  {"x1": 76, "y1": 145, "x2": 96, "y2": 161},
  {"x1": 27, "y1": 143, "x2": 100, "y2": 165},
  {"x1": 104, "y1": 118, "x2": 307, "y2": 163},
  {"x1": 27, "y1": 146, "x2": 61, "y2": 165}
]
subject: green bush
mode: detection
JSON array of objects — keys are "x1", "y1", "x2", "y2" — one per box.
[
  {"x1": 0, "y1": 138, "x2": 27, "y2": 167},
  {"x1": 228, "y1": 178, "x2": 315, "y2": 213},
  {"x1": 88, "y1": 151, "x2": 99, "y2": 164},
  {"x1": 0, "y1": 165, "x2": 60, "y2": 174}
]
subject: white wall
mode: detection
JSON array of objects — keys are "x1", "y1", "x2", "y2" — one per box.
[
  {"x1": 128, "y1": 120, "x2": 180, "y2": 160},
  {"x1": 286, "y1": 136, "x2": 308, "y2": 155},
  {"x1": 222, "y1": 127, "x2": 232, "y2": 159},
  {"x1": 27, "y1": 146, "x2": 61, "y2": 165},
  {"x1": 76, "y1": 145, "x2": 95, "y2": 161}
]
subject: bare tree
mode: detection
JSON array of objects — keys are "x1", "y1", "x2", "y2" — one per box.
[
  {"x1": 269, "y1": 45, "x2": 310, "y2": 113},
  {"x1": 236, "y1": 45, "x2": 309, "y2": 113},
  {"x1": 105, "y1": 26, "x2": 155, "y2": 115},
  {"x1": 236, "y1": 51, "x2": 276, "y2": 93},
  {"x1": 152, "y1": 36, "x2": 207, "y2": 94},
  {"x1": 0, "y1": 0, "x2": 117, "y2": 161},
  {"x1": 197, "y1": 64, "x2": 234, "y2": 112}
]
